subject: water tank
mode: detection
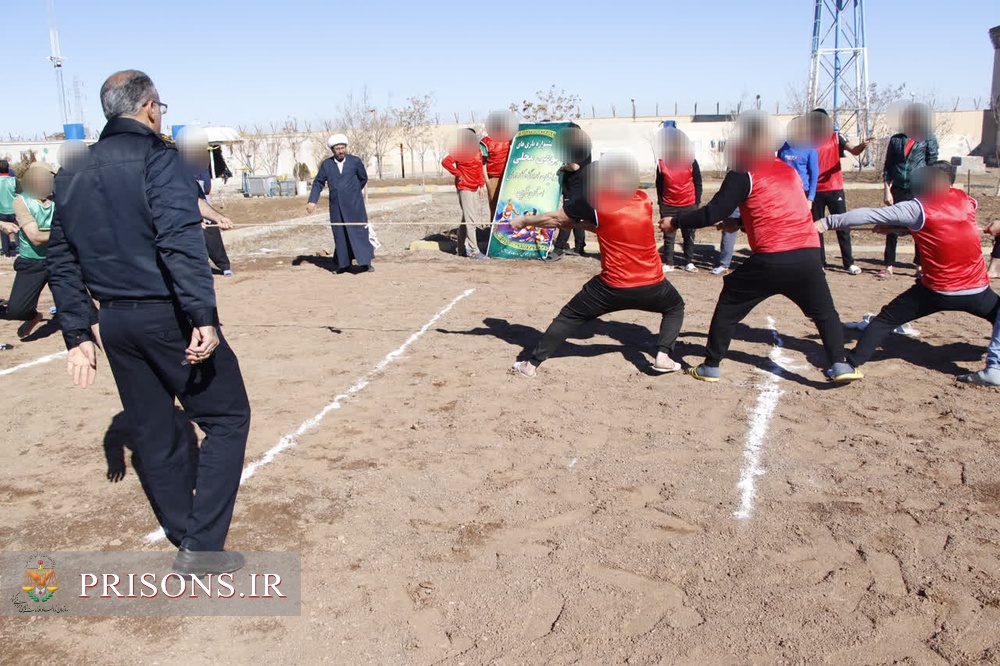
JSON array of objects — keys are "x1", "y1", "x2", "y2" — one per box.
[{"x1": 63, "y1": 123, "x2": 85, "y2": 140}]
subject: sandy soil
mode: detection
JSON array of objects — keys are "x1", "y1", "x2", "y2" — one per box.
[
  {"x1": 211, "y1": 191, "x2": 400, "y2": 225},
  {"x1": 1, "y1": 195, "x2": 1000, "y2": 665}
]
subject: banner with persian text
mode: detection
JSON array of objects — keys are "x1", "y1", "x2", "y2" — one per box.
[{"x1": 486, "y1": 122, "x2": 570, "y2": 259}]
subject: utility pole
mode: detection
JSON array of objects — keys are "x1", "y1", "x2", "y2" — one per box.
[
  {"x1": 46, "y1": 0, "x2": 71, "y2": 126},
  {"x1": 807, "y1": 0, "x2": 872, "y2": 141}
]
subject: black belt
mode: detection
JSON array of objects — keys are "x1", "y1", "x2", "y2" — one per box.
[{"x1": 100, "y1": 299, "x2": 173, "y2": 309}]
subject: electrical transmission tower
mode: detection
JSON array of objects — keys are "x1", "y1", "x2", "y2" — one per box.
[
  {"x1": 46, "y1": 0, "x2": 71, "y2": 125},
  {"x1": 807, "y1": 0, "x2": 872, "y2": 140}
]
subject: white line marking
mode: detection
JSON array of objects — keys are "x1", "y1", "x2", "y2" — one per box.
[
  {"x1": 734, "y1": 316, "x2": 790, "y2": 520},
  {"x1": 144, "y1": 288, "x2": 476, "y2": 543},
  {"x1": 0, "y1": 350, "x2": 68, "y2": 377}
]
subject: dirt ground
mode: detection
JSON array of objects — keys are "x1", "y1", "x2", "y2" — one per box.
[
  {"x1": 212, "y1": 191, "x2": 401, "y2": 225},
  {"x1": 1, "y1": 194, "x2": 1000, "y2": 665}
]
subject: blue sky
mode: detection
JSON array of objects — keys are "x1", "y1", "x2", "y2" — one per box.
[{"x1": 1, "y1": 0, "x2": 996, "y2": 137}]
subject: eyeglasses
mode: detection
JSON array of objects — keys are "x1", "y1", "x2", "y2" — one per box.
[{"x1": 148, "y1": 99, "x2": 168, "y2": 115}]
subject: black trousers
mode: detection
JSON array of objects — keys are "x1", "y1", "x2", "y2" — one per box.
[
  {"x1": 703, "y1": 248, "x2": 847, "y2": 368},
  {"x1": 5, "y1": 257, "x2": 47, "y2": 320},
  {"x1": 203, "y1": 225, "x2": 231, "y2": 272},
  {"x1": 530, "y1": 276, "x2": 685, "y2": 365},
  {"x1": 0, "y1": 213, "x2": 16, "y2": 257},
  {"x1": 812, "y1": 190, "x2": 854, "y2": 268},
  {"x1": 554, "y1": 227, "x2": 586, "y2": 251},
  {"x1": 660, "y1": 204, "x2": 697, "y2": 265},
  {"x1": 100, "y1": 300, "x2": 251, "y2": 551},
  {"x1": 883, "y1": 187, "x2": 920, "y2": 267},
  {"x1": 991, "y1": 236, "x2": 1000, "y2": 260},
  {"x1": 849, "y1": 283, "x2": 1000, "y2": 367}
]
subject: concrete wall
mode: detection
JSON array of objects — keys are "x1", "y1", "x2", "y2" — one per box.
[{"x1": 1, "y1": 110, "x2": 989, "y2": 180}]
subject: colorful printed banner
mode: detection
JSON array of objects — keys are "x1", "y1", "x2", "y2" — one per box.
[{"x1": 486, "y1": 122, "x2": 570, "y2": 259}]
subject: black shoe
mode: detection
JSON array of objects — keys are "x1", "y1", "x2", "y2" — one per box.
[
  {"x1": 362, "y1": 265, "x2": 374, "y2": 273},
  {"x1": 544, "y1": 248, "x2": 565, "y2": 262},
  {"x1": 171, "y1": 549, "x2": 246, "y2": 577},
  {"x1": 574, "y1": 247, "x2": 587, "y2": 257},
  {"x1": 17, "y1": 314, "x2": 44, "y2": 339}
]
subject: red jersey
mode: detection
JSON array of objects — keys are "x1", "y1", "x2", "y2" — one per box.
[
  {"x1": 441, "y1": 153, "x2": 485, "y2": 191},
  {"x1": 656, "y1": 160, "x2": 697, "y2": 207},
  {"x1": 594, "y1": 191, "x2": 664, "y2": 289},
  {"x1": 914, "y1": 188, "x2": 989, "y2": 293},
  {"x1": 739, "y1": 159, "x2": 820, "y2": 254},
  {"x1": 480, "y1": 136, "x2": 511, "y2": 178},
  {"x1": 815, "y1": 132, "x2": 845, "y2": 192}
]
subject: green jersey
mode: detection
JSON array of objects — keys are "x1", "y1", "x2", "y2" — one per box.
[
  {"x1": 0, "y1": 175, "x2": 15, "y2": 215},
  {"x1": 16, "y1": 193, "x2": 53, "y2": 261}
]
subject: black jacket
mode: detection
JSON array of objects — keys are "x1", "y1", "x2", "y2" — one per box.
[{"x1": 48, "y1": 117, "x2": 217, "y2": 348}]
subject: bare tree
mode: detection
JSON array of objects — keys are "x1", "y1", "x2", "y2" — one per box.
[
  {"x1": 13, "y1": 150, "x2": 38, "y2": 179},
  {"x1": 311, "y1": 118, "x2": 335, "y2": 171},
  {"x1": 395, "y1": 94, "x2": 435, "y2": 177},
  {"x1": 232, "y1": 126, "x2": 264, "y2": 174},
  {"x1": 280, "y1": 118, "x2": 313, "y2": 179},
  {"x1": 509, "y1": 85, "x2": 582, "y2": 122},
  {"x1": 255, "y1": 123, "x2": 283, "y2": 176},
  {"x1": 368, "y1": 107, "x2": 395, "y2": 179},
  {"x1": 785, "y1": 81, "x2": 811, "y2": 115},
  {"x1": 337, "y1": 87, "x2": 396, "y2": 178}
]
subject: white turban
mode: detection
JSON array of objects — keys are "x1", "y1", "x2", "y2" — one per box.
[{"x1": 327, "y1": 133, "x2": 349, "y2": 148}]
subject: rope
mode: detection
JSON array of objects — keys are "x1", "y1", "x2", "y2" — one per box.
[{"x1": 223, "y1": 221, "x2": 471, "y2": 228}]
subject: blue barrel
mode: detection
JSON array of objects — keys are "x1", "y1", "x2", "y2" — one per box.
[
  {"x1": 661, "y1": 120, "x2": 677, "y2": 129},
  {"x1": 171, "y1": 125, "x2": 186, "y2": 139},
  {"x1": 63, "y1": 123, "x2": 85, "y2": 140}
]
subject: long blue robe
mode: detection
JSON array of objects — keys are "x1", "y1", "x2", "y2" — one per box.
[{"x1": 308, "y1": 155, "x2": 373, "y2": 270}]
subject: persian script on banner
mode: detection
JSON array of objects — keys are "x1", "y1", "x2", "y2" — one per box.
[{"x1": 487, "y1": 122, "x2": 571, "y2": 259}]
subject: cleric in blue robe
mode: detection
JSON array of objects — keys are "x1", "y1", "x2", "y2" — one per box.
[{"x1": 307, "y1": 133, "x2": 374, "y2": 273}]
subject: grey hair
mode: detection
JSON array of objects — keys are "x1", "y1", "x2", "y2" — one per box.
[{"x1": 100, "y1": 70, "x2": 158, "y2": 120}]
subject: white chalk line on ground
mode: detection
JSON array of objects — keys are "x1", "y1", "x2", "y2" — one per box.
[
  {"x1": 144, "y1": 287, "x2": 476, "y2": 543},
  {"x1": 0, "y1": 350, "x2": 68, "y2": 377},
  {"x1": 733, "y1": 316, "x2": 803, "y2": 520}
]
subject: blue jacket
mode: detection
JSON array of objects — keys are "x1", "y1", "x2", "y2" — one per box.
[
  {"x1": 49, "y1": 117, "x2": 216, "y2": 348},
  {"x1": 777, "y1": 143, "x2": 819, "y2": 200}
]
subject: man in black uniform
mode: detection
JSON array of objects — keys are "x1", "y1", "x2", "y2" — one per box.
[
  {"x1": 547, "y1": 125, "x2": 592, "y2": 261},
  {"x1": 48, "y1": 70, "x2": 251, "y2": 576}
]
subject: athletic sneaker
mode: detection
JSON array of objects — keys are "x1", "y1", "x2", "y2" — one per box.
[
  {"x1": 710, "y1": 266, "x2": 728, "y2": 275},
  {"x1": 847, "y1": 265, "x2": 862, "y2": 275},
  {"x1": 684, "y1": 263, "x2": 698, "y2": 273},
  {"x1": 222, "y1": 270, "x2": 234, "y2": 277},
  {"x1": 688, "y1": 364, "x2": 721, "y2": 382},
  {"x1": 662, "y1": 265, "x2": 675, "y2": 273},
  {"x1": 826, "y1": 362, "x2": 863, "y2": 383}
]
